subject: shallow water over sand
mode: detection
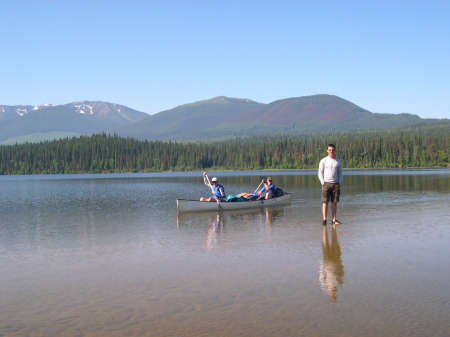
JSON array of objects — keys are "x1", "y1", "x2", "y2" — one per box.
[{"x1": 1, "y1": 170, "x2": 449, "y2": 337}]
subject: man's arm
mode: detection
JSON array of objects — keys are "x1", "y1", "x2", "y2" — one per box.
[
  {"x1": 318, "y1": 159, "x2": 325, "y2": 185},
  {"x1": 338, "y1": 160, "x2": 343, "y2": 185}
]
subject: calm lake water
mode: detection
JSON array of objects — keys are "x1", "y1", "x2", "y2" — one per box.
[{"x1": 1, "y1": 170, "x2": 449, "y2": 337}]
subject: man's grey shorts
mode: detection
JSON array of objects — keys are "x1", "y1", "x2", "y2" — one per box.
[{"x1": 321, "y1": 182, "x2": 340, "y2": 203}]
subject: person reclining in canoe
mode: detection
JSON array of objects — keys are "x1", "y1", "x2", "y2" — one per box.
[
  {"x1": 200, "y1": 172, "x2": 226, "y2": 202},
  {"x1": 259, "y1": 177, "x2": 275, "y2": 199}
]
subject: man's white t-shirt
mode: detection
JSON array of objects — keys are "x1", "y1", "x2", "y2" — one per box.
[{"x1": 318, "y1": 157, "x2": 343, "y2": 185}]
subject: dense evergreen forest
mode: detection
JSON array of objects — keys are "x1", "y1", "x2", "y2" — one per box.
[{"x1": 0, "y1": 126, "x2": 449, "y2": 175}]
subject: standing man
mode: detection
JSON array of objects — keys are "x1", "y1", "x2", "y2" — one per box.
[{"x1": 318, "y1": 144, "x2": 343, "y2": 226}]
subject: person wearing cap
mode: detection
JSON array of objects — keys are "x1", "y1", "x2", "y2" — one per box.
[
  {"x1": 259, "y1": 177, "x2": 276, "y2": 199},
  {"x1": 200, "y1": 172, "x2": 226, "y2": 202}
]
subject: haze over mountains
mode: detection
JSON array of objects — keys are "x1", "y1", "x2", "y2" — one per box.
[{"x1": 0, "y1": 95, "x2": 444, "y2": 144}]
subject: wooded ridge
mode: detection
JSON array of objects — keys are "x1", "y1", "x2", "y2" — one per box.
[
  {"x1": 114, "y1": 95, "x2": 428, "y2": 140},
  {"x1": 1, "y1": 123, "x2": 448, "y2": 175}
]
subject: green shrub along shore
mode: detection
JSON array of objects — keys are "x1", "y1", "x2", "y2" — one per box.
[{"x1": 0, "y1": 125, "x2": 449, "y2": 175}]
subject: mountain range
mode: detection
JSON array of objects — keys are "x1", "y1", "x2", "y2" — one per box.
[
  {"x1": 0, "y1": 101, "x2": 148, "y2": 144},
  {"x1": 0, "y1": 95, "x2": 444, "y2": 144}
]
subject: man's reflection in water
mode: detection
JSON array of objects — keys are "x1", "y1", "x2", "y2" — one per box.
[
  {"x1": 205, "y1": 212, "x2": 224, "y2": 251},
  {"x1": 319, "y1": 224, "x2": 344, "y2": 302},
  {"x1": 263, "y1": 207, "x2": 285, "y2": 235}
]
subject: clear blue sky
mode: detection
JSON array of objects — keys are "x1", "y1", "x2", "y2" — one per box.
[{"x1": 2, "y1": 0, "x2": 449, "y2": 119}]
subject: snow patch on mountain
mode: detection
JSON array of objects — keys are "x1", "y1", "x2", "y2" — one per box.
[
  {"x1": 16, "y1": 108, "x2": 30, "y2": 116},
  {"x1": 33, "y1": 103, "x2": 55, "y2": 110},
  {"x1": 114, "y1": 103, "x2": 134, "y2": 121},
  {"x1": 74, "y1": 103, "x2": 94, "y2": 115}
]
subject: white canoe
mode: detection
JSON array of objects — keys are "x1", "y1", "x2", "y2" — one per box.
[{"x1": 177, "y1": 193, "x2": 292, "y2": 213}]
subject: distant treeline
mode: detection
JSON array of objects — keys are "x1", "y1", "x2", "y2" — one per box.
[{"x1": 0, "y1": 127, "x2": 449, "y2": 175}]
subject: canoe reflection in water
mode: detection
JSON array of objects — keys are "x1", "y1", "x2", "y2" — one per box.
[
  {"x1": 203, "y1": 208, "x2": 283, "y2": 250},
  {"x1": 319, "y1": 224, "x2": 345, "y2": 302},
  {"x1": 177, "y1": 208, "x2": 285, "y2": 251}
]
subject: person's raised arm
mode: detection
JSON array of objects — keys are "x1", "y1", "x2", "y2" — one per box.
[{"x1": 203, "y1": 172, "x2": 212, "y2": 188}]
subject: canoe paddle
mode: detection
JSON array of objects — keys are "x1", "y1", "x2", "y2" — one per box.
[{"x1": 254, "y1": 180, "x2": 264, "y2": 193}]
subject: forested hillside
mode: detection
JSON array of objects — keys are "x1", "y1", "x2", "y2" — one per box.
[
  {"x1": 0, "y1": 126, "x2": 448, "y2": 175},
  {"x1": 114, "y1": 95, "x2": 426, "y2": 140}
]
